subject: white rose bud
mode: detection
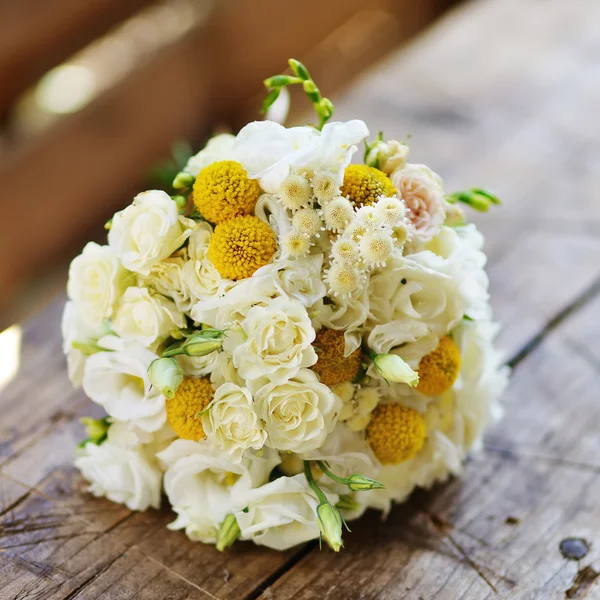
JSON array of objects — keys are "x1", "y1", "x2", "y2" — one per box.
[
  {"x1": 148, "y1": 357, "x2": 184, "y2": 399},
  {"x1": 372, "y1": 353, "x2": 419, "y2": 386}
]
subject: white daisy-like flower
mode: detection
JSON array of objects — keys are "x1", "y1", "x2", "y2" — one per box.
[
  {"x1": 354, "y1": 205, "x2": 382, "y2": 229},
  {"x1": 279, "y1": 171, "x2": 313, "y2": 211},
  {"x1": 331, "y1": 237, "x2": 360, "y2": 264},
  {"x1": 376, "y1": 196, "x2": 408, "y2": 227},
  {"x1": 311, "y1": 170, "x2": 340, "y2": 204},
  {"x1": 344, "y1": 220, "x2": 369, "y2": 242},
  {"x1": 282, "y1": 230, "x2": 313, "y2": 258},
  {"x1": 325, "y1": 260, "x2": 362, "y2": 296},
  {"x1": 359, "y1": 229, "x2": 394, "y2": 267},
  {"x1": 391, "y1": 219, "x2": 414, "y2": 247},
  {"x1": 292, "y1": 208, "x2": 322, "y2": 237},
  {"x1": 322, "y1": 196, "x2": 354, "y2": 232}
]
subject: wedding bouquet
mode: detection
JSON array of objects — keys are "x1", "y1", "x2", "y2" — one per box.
[{"x1": 62, "y1": 59, "x2": 508, "y2": 552}]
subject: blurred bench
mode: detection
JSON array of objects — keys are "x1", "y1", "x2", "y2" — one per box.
[{"x1": 0, "y1": 0, "x2": 454, "y2": 326}]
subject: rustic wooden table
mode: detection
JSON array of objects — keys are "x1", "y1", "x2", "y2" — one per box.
[{"x1": 2, "y1": 0, "x2": 600, "y2": 598}]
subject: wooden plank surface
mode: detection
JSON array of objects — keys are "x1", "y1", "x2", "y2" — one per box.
[{"x1": 1, "y1": 0, "x2": 600, "y2": 598}]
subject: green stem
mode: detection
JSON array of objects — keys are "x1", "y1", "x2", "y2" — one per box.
[
  {"x1": 303, "y1": 461, "x2": 329, "y2": 505},
  {"x1": 316, "y1": 461, "x2": 348, "y2": 486}
]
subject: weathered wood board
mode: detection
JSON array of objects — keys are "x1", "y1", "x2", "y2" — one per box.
[{"x1": 1, "y1": 0, "x2": 600, "y2": 598}]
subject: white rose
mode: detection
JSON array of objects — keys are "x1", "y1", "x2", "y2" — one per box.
[
  {"x1": 367, "y1": 254, "x2": 467, "y2": 353},
  {"x1": 67, "y1": 242, "x2": 131, "y2": 329},
  {"x1": 75, "y1": 439, "x2": 161, "y2": 511},
  {"x1": 183, "y1": 133, "x2": 235, "y2": 176},
  {"x1": 61, "y1": 301, "x2": 108, "y2": 387},
  {"x1": 256, "y1": 255, "x2": 326, "y2": 308},
  {"x1": 451, "y1": 319, "x2": 507, "y2": 448},
  {"x1": 390, "y1": 163, "x2": 446, "y2": 245},
  {"x1": 210, "y1": 351, "x2": 245, "y2": 387},
  {"x1": 223, "y1": 296, "x2": 317, "y2": 384},
  {"x1": 113, "y1": 286, "x2": 185, "y2": 346},
  {"x1": 202, "y1": 384, "x2": 266, "y2": 460},
  {"x1": 108, "y1": 190, "x2": 195, "y2": 275},
  {"x1": 82, "y1": 336, "x2": 165, "y2": 432},
  {"x1": 233, "y1": 474, "x2": 337, "y2": 551},
  {"x1": 183, "y1": 224, "x2": 225, "y2": 303},
  {"x1": 157, "y1": 439, "x2": 279, "y2": 544},
  {"x1": 175, "y1": 351, "x2": 220, "y2": 378},
  {"x1": 234, "y1": 119, "x2": 369, "y2": 194},
  {"x1": 142, "y1": 250, "x2": 193, "y2": 313},
  {"x1": 190, "y1": 271, "x2": 274, "y2": 329},
  {"x1": 255, "y1": 369, "x2": 342, "y2": 453}
]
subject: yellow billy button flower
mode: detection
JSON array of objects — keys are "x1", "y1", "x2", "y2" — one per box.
[
  {"x1": 193, "y1": 160, "x2": 260, "y2": 224},
  {"x1": 416, "y1": 335, "x2": 461, "y2": 396},
  {"x1": 208, "y1": 215, "x2": 276, "y2": 280},
  {"x1": 166, "y1": 377, "x2": 214, "y2": 440},
  {"x1": 341, "y1": 164, "x2": 396, "y2": 207},
  {"x1": 311, "y1": 328, "x2": 362, "y2": 386},
  {"x1": 367, "y1": 403, "x2": 426, "y2": 465}
]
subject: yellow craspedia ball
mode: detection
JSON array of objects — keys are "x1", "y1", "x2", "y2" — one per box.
[
  {"x1": 166, "y1": 377, "x2": 214, "y2": 441},
  {"x1": 193, "y1": 160, "x2": 260, "y2": 224},
  {"x1": 416, "y1": 336, "x2": 461, "y2": 396},
  {"x1": 311, "y1": 328, "x2": 362, "y2": 386},
  {"x1": 341, "y1": 164, "x2": 396, "y2": 207},
  {"x1": 367, "y1": 403, "x2": 426, "y2": 465},
  {"x1": 208, "y1": 215, "x2": 276, "y2": 280}
]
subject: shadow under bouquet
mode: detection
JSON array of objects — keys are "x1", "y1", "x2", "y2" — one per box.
[{"x1": 63, "y1": 59, "x2": 508, "y2": 552}]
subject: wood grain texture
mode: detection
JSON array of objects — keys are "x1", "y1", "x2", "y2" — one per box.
[{"x1": 1, "y1": 0, "x2": 600, "y2": 598}]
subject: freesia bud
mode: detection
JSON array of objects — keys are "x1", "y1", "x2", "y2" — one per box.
[
  {"x1": 317, "y1": 502, "x2": 343, "y2": 552},
  {"x1": 373, "y1": 353, "x2": 419, "y2": 386},
  {"x1": 172, "y1": 171, "x2": 194, "y2": 190},
  {"x1": 264, "y1": 74, "x2": 302, "y2": 88},
  {"x1": 148, "y1": 357, "x2": 183, "y2": 398},
  {"x1": 346, "y1": 474, "x2": 385, "y2": 492},
  {"x1": 216, "y1": 513, "x2": 241, "y2": 551},
  {"x1": 81, "y1": 417, "x2": 109, "y2": 444}
]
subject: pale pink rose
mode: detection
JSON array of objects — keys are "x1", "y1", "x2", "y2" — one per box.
[{"x1": 390, "y1": 164, "x2": 446, "y2": 244}]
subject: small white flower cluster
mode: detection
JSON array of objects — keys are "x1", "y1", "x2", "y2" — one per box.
[{"x1": 63, "y1": 106, "x2": 507, "y2": 552}]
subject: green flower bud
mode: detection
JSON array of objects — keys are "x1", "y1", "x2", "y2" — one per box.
[
  {"x1": 346, "y1": 474, "x2": 385, "y2": 492},
  {"x1": 264, "y1": 75, "x2": 302, "y2": 88},
  {"x1": 182, "y1": 335, "x2": 223, "y2": 357},
  {"x1": 372, "y1": 353, "x2": 419, "y2": 386},
  {"x1": 148, "y1": 357, "x2": 183, "y2": 399},
  {"x1": 288, "y1": 58, "x2": 311, "y2": 80},
  {"x1": 171, "y1": 195, "x2": 187, "y2": 211},
  {"x1": 172, "y1": 171, "x2": 194, "y2": 190},
  {"x1": 317, "y1": 502, "x2": 343, "y2": 552},
  {"x1": 80, "y1": 417, "x2": 109, "y2": 444},
  {"x1": 216, "y1": 513, "x2": 241, "y2": 551}
]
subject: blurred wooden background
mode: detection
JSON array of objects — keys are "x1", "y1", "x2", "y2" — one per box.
[{"x1": 0, "y1": 0, "x2": 456, "y2": 328}]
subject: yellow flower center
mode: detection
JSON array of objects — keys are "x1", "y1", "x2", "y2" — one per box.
[
  {"x1": 416, "y1": 336, "x2": 461, "y2": 396},
  {"x1": 311, "y1": 328, "x2": 362, "y2": 386},
  {"x1": 208, "y1": 215, "x2": 277, "y2": 280},
  {"x1": 193, "y1": 160, "x2": 260, "y2": 224},
  {"x1": 367, "y1": 403, "x2": 426, "y2": 465},
  {"x1": 166, "y1": 377, "x2": 214, "y2": 440},
  {"x1": 341, "y1": 164, "x2": 396, "y2": 207}
]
